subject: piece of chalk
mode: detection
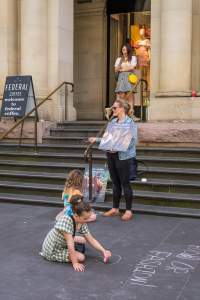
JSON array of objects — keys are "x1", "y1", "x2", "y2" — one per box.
[{"x1": 104, "y1": 257, "x2": 109, "y2": 263}]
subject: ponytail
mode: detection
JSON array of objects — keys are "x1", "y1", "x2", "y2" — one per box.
[{"x1": 70, "y1": 195, "x2": 91, "y2": 216}]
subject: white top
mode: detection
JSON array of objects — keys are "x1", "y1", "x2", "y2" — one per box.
[
  {"x1": 136, "y1": 39, "x2": 150, "y2": 48},
  {"x1": 114, "y1": 56, "x2": 137, "y2": 68}
]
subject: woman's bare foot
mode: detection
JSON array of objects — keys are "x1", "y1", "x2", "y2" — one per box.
[
  {"x1": 103, "y1": 208, "x2": 120, "y2": 217},
  {"x1": 121, "y1": 210, "x2": 133, "y2": 221}
]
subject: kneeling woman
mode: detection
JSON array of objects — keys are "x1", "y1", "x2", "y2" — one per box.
[{"x1": 40, "y1": 195, "x2": 111, "y2": 272}]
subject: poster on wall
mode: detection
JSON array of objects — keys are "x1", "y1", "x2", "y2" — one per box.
[{"x1": 1, "y1": 75, "x2": 36, "y2": 118}]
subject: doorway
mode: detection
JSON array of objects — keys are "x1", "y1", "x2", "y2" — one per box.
[{"x1": 106, "y1": 0, "x2": 151, "y2": 120}]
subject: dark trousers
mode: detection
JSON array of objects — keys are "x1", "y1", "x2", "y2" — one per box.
[{"x1": 106, "y1": 152, "x2": 133, "y2": 210}]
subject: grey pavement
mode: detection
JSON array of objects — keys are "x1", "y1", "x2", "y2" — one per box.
[{"x1": 0, "y1": 203, "x2": 200, "y2": 300}]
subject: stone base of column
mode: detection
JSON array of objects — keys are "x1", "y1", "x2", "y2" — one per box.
[
  {"x1": 66, "y1": 94, "x2": 77, "y2": 121},
  {"x1": 0, "y1": 119, "x2": 54, "y2": 144},
  {"x1": 138, "y1": 121, "x2": 200, "y2": 146},
  {"x1": 148, "y1": 97, "x2": 200, "y2": 121}
]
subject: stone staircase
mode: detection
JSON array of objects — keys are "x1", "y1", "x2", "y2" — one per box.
[{"x1": 0, "y1": 120, "x2": 200, "y2": 218}]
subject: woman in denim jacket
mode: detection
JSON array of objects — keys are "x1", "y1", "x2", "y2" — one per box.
[{"x1": 89, "y1": 99, "x2": 137, "y2": 221}]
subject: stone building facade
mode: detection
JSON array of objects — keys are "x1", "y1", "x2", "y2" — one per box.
[{"x1": 0, "y1": 0, "x2": 200, "y2": 122}]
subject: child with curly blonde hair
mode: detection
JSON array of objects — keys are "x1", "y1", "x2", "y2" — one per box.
[{"x1": 56, "y1": 169, "x2": 96, "y2": 222}]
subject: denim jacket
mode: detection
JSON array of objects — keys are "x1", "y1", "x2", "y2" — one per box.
[{"x1": 97, "y1": 116, "x2": 137, "y2": 160}]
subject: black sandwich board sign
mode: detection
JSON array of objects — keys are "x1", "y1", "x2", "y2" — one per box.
[{"x1": 1, "y1": 76, "x2": 36, "y2": 118}]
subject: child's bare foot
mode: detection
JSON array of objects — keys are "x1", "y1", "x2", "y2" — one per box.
[
  {"x1": 86, "y1": 211, "x2": 97, "y2": 222},
  {"x1": 55, "y1": 209, "x2": 65, "y2": 221},
  {"x1": 103, "y1": 208, "x2": 120, "y2": 217}
]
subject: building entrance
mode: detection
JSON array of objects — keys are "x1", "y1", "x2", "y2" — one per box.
[{"x1": 106, "y1": 0, "x2": 151, "y2": 119}]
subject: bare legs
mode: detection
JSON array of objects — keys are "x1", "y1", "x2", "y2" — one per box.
[
  {"x1": 116, "y1": 92, "x2": 126, "y2": 100},
  {"x1": 74, "y1": 236, "x2": 86, "y2": 244},
  {"x1": 68, "y1": 236, "x2": 86, "y2": 263},
  {"x1": 127, "y1": 92, "x2": 135, "y2": 113},
  {"x1": 116, "y1": 92, "x2": 135, "y2": 116}
]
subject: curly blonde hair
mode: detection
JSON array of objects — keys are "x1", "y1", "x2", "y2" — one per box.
[{"x1": 64, "y1": 169, "x2": 83, "y2": 191}]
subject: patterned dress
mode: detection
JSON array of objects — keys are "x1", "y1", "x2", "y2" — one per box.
[
  {"x1": 41, "y1": 216, "x2": 90, "y2": 262},
  {"x1": 115, "y1": 56, "x2": 137, "y2": 93}
]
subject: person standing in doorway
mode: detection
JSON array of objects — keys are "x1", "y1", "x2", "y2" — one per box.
[{"x1": 115, "y1": 43, "x2": 138, "y2": 120}]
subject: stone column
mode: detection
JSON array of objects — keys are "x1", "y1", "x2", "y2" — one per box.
[
  {"x1": 159, "y1": 0, "x2": 192, "y2": 94},
  {"x1": 0, "y1": 0, "x2": 18, "y2": 95},
  {"x1": 48, "y1": 0, "x2": 76, "y2": 121},
  {"x1": 20, "y1": 0, "x2": 48, "y2": 97},
  {"x1": 150, "y1": 0, "x2": 161, "y2": 97},
  {"x1": 74, "y1": 0, "x2": 105, "y2": 120},
  {"x1": 192, "y1": 0, "x2": 200, "y2": 92}
]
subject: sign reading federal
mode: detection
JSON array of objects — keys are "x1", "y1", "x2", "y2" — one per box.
[{"x1": 1, "y1": 75, "x2": 36, "y2": 118}]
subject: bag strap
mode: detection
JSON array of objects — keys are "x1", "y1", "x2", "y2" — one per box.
[{"x1": 70, "y1": 215, "x2": 76, "y2": 238}]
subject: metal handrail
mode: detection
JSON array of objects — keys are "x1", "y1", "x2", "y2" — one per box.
[
  {"x1": 84, "y1": 117, "x2": 112, "y2": 201},
  {"x1": 0, "y1": 81, "x2": 74, "y2": 141}
]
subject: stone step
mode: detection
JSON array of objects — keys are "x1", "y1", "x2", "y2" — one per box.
[
  {"x1": 57, "y1": 125, "x2": 104, "y2": 130},
  {"x1": 117, "y1": 178, "x2": 200, "y2": 195},
  {"x1": 0, "y1": 159, "x2": 200, "y2": 180},
  {"x1": 0, "y1": 138, "x2": 36, "y2": 144},
  {"x1": 0, "y1": 159, "x2": 86, "y2": 173},
  {"x1": 42, "y1": 136, "x2": 87, "y2": 145},
  {"x1": 1, "y1": 119, "x2": 200, "y2": 219},
  {"x1": 57, "y1": 120, "x2": 106, "y2": 128},
  {"x1": 105, "y1": 189, "x2": 200, "y2": 209},
  {"x1": 0, "y1": 180, "x2": 200, "y2": 208},
  {"x1": 0, "y1": 170, "x2": 66, "y2": 184},
  {"x1": 1, "y1": 143, "x2": 200, "y2": 158},
  {"x1": 139, "y1": 166, "x2": 200, "y2": 181},
  {"x1": 0, "y1": 151, "x2": 200, "y2": 169},
  {"x1": 1, "y1": 170, "x2": 200, "y2": 195},
  {"x1": 0, "y1": 143, "x2": 100, "y2": 154},
  {"x1": 1, "y1": 193, "x2": 200, "y2": 218},
  {"x1": 138, "y1": 156, "x2": 200, "y2": 169},
  {"x1": 0, "y1": 180, "x2": 62, "y2": 197},
  {"x1": 50, "y1": 128, "x2": 100, "y2": 137},
  {"x1": 0, "y1": 192, "x2": 62, "y2": 207},
  {"x1": 137, "y1": 147, "x2": 200, "y2": 158},
  {"x1": 95, "y1": 203, "x2": 200, "y2": 219},
  {"x1": 0, "y1": 151, "x2": 104, "y2": 164}
]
